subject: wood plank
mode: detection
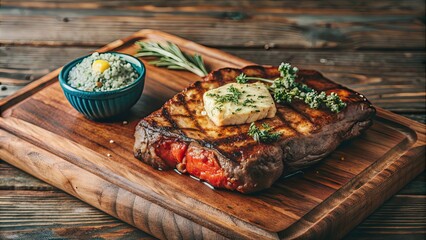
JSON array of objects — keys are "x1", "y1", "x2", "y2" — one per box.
[
  {"x1": 345, "y1": 195, "x2": 426, "y2": 239},
  {"x1": 2, "y1": 0, "x2": 424, "y2": 15},
  {"x1": 1, "y1": 46, "x2": 424, "y2": 115},
  {"x1": 1, "y1": 8, "x2": 424, "y2": 49},
  {"x1": 0, "y1": 190, "x2": 153, "y2": 240},
  {"x1": 0, "y1": 86, "x2": 25, "y2": 100},
  {"x1": 397, "y1": 171, "x2": 426, "y2": 195},
  {"x1": 399, "y1": 114, "x2": 425, "y2": 124},
  {"x1": 3, "y1": 46, "x2": 425, "y2": 79},
  {"x1": 0, "y1": 30, "x2": 424, "y2": 239},
  {"x1": 0, "y1": 160, "x2": 54, "y2": 191}
]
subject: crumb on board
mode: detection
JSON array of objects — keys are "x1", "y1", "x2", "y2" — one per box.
[
  {"x1": 109, "y1": 140, "x2": 114, "y2": 144},
  {"x1": 107, "y1": 153, "x2": 112, "y2": 157},
  {"x1": 123, "y1": 121, "x2": 128, "y2": 125}
]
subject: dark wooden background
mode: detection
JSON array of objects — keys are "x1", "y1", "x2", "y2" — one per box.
[{"x1": 0, "y1": 1, "x2": 425, "y2": 239}]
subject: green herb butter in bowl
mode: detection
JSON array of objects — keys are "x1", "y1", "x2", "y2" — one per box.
[{"x1": 59, "y1": 52, "x2": 145, "y2": 120}]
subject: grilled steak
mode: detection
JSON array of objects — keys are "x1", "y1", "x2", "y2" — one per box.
[{"x1": 134, "y1": 66, "x2": 375, "y2": 193}]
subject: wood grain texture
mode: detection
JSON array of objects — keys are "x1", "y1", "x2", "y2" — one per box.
[
  {"x1": 0, "y1": 161, "x2": 53, "y2": 191},
  {"x1": 1, "y1": 7, "x2": 425, "y2": 49},
  {"x1": 345, "y1": 194, "x2": 426, "y2": 239},
  {"x1": 0, "y1": 30, "x2": 424, "y2": 239},
  {"x1": 0, "y1": 190, "x2": 153, "y2": 240},
  {"x1": 397, "y1": 172, "x2": 426, "y2": 195},
  {"x1": 2, "y1": 0, "x2": 425, "y2": 15}
]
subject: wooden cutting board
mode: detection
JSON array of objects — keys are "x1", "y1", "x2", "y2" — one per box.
[{"x1": 0, "y1": 29, "x2": 424, "y2": 240}]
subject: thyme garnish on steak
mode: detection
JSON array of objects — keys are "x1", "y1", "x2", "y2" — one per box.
[
  {"x1": 248, "y1": 122, "x2": 281, "y2": 143},
  {"x1": 236, "y1": 63, "x2": 347, "y2": 113},
  {"x1": 206, "y1": 85, "x2": 243, "y2": 111}
]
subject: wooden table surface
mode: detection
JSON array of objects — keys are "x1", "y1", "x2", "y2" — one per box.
[{"x1": 0, "y1": 1, "x2": 425, "y2": 239}]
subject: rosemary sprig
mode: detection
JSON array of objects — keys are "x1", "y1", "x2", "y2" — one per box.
[
  {"x1": 235, "y1": 63, "x2": 347, "y2": 113},
  {"x1": 248, "y1": 122, "x2": 281, "y2": 143},
  {"x1": 134, "y1": 41, "x2": 208, "y2": 77}
]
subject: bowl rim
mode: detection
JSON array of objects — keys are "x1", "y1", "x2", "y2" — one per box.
[{"x1": 59, "y1": 52, "x2": 146, "y2": 96}]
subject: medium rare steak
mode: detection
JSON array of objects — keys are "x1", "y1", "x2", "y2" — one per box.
[{"x1": 134, "y1": 66, "x2": 375, "y2": 193}]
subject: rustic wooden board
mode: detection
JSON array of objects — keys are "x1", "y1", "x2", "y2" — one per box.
[{"x1": 0, "y1": 29, "x2": 424, "y2": 239}]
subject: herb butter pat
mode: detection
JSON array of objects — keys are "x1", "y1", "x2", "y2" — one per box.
[{"x1": 203, "y1": 82, "x2": 276, "y2": 126}]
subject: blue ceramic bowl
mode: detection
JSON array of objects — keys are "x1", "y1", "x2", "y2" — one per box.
[{"x1": 59, "y1": 52, "x2": 145, "y2": 120}]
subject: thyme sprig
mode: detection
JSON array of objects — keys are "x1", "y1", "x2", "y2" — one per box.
[
  {"x1": 134, "y1": 41, "x2": 208, "y2": 77},
  {"x1": 236, "y1": 73, "x2": 274, "y2": 84},
  {"x1": 206, "y1": 85, "x2": 242, "y2": 111},
  {"x1": 207, "y1": 85, "x2": 242, "y2": 104},
  {"x1": 248, "y1": 122, "x2": 281, "y2": 143},
  {"x1": 235, "y1": 63, "x2": 347, "y2": 113}
]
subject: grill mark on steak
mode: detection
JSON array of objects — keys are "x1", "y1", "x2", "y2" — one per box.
[
  {"x1": 164, "y1": 113, "x2": 193, "y2": 118},
  {"x1": 177, "y1": 93, "x2": 207, "y2": 135},
  {"x1": 213, "y1": 133, "x2": 252, "y2": 145},
  {"x1": 274, "y1": 110, "x2": 301, "y2": 136},
  {"x1": 193, "y1": 81, "x2": 204, "y2": 90},
  {"x1": 232, "y1": 142, "x2": 260, "y2": 153},
  {"x1": 161, "y1": 107, "x2": 186, "y2": 137},
  {"x1": 286, "y1": 102, "x2": 316, "y2": 126},
  {"x1": 212, "y1": 69, "x2": 226, "y2": 84},
  {"x1": 243, "y1": 65, "x2": 267, "y2": 77}
]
